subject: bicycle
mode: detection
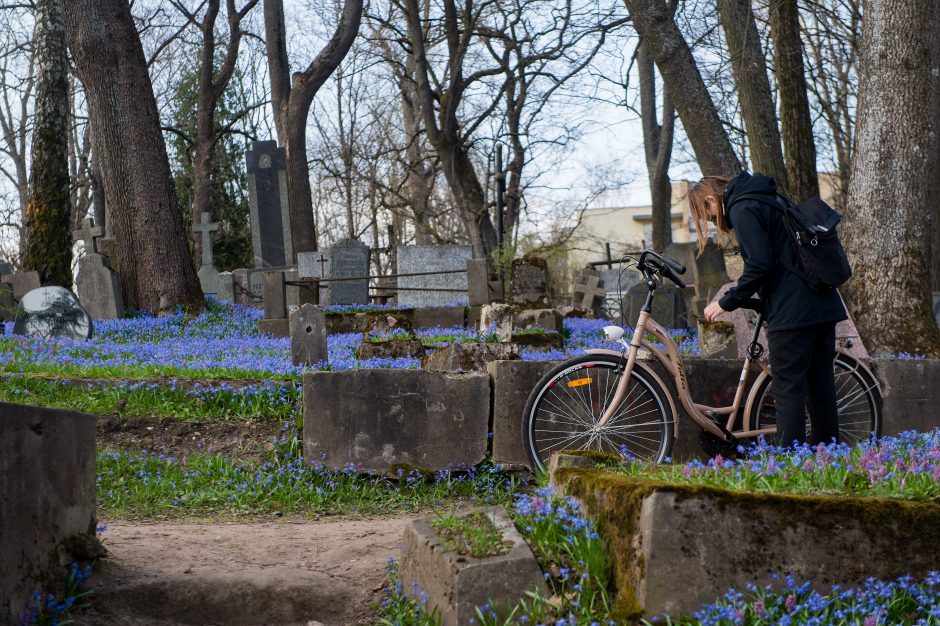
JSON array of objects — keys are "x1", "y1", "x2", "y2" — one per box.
[{"x1": 522, "y1": 249, "x2": 883, "y2": 472}]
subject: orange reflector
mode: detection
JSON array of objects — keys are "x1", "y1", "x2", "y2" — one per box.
[{"x1": 567, "y1": 378, "x2": 592, "y2": 388}]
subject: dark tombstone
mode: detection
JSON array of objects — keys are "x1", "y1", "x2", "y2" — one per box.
[
  {"x1": 397, "y1": 244, "x2": 472, "y2": 306},
  {"x1": 290, "y1": 303, "x2": 328, "y2": 366},
  {"x1": 571, "y1": 268, "x2": 607, "y2": 316},
  {"x1": 246, "y1": 140, "x2": 293, "y2": 268},
  {"x1": 328, "y1": 239, "x2": 370, "y2": 305},
  {"x1": 193, "y1": 211, "x2": 221, "y2": 295},
  {"x1": 467, "y1": 259, "x2": 503, "y2": 306},
  {"x1": 0, "y1": 282, "x2": 13, "y2": 323},
  {"x1": 0, "y1": 261, "x2": 11, "y2": 276},
  {"x1": 623, "y1": 281, "x2": 691, "y2": 330},
  {"x1": 510, "y1": 256, "x2": 550, "y2": 308},
  {"x1": 12, "y1": 287, "x2": 93, "y2": 340}
]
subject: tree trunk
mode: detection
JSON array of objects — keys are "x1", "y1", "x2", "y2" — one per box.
[
  {"x1": 623, "y1": 0, "x2": 740, "y2": 176},
  {"x1": 23, "y1": 0, "x2": 73, "y2": 287},
  {"x1": 717, "y1": 0, "x2": 788, "y2": 190},
  {"x1": 842, "y1": 0, "x2": 940, "y2": 356},
  {"x1": 769, "y1": 0, "x2": 818, "y2": 202},
  {"x1": 638, "y1": 40, "x2": 675, "y2": 251},
  {"x1": 63, "y1": 0, "x2": 203, "y2": 314},
  {"x1": 264, "y1": 0, "x2": 363, "y2": 258}
]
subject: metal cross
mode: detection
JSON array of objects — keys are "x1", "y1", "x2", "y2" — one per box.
[
  {"x1": 316, "y1": 253, "x2": 329, "y2": 276},
  {"x1": 192, "y1": 211, "x2": 221, "y2": 267},
  {"x1": 72, "y1": 217, "x2": 102, "y2": 254}
]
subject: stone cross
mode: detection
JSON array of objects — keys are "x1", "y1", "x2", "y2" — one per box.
[
  {"x1": 193, "y1": 211, "x2": 220, "y2": 267},
  {"x1": 72, "y1": 218, "x2": 102, "y2": 254},
  {"x1": 572, "y1": 274, "x2": 607, "y2": 310}
]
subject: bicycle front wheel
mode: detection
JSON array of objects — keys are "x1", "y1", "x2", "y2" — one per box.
[
  {"x1": 749, "y1": 352, "x2": 883, "y2": 446},
  {"x1": 522, "y1": 354, "x2": 675, "y2": 473}
]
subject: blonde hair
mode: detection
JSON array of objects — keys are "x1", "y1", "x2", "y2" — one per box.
[{"x1": 688, "y1": 176, "x2": 732, "y2": 253}]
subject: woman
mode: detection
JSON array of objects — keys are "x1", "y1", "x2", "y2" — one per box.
[{"x1": 688, "y1": 171, "x2": 847, "y2": 447}]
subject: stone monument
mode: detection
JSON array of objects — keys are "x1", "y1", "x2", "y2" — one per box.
[
  {"x1": 298, "y1": 239, "x2": 370, "y2": 306},
  {"x1": 397, "y1": 244, "x2": 472, "y2": 307},
  {"x1": 72, "y1": 218, "x2": 123, "y2": 320},
  {"x1": 246, "y1": 140, "x2": 292, "y2": 268},
  {"x1": 193, "y1": 211, "x2": 221, "y2": 296},
  {"x1": 13, "y1": 287, "x2": 93, "y2": 340},
  {"x1": 571, "y1": 268, "x2": 607, "y2": 316},
  {"x1": 509, "y1": 256, "x2": 551, "y2": 308}
]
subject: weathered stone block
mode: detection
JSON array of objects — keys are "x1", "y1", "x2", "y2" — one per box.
[
  {"x1": 258, "y1": 318, "x2": 290, "y2": 338},
  {"x1": 488, "y1": 360, "x2": 562, "y2": 468},
  {"x1": 511, "y1": 330, "x2": 564, "y2": 351},
  {"x1": 399, "y1": 506, "x2": 549, "y2": 626},
  {"x1": 413, "y1": 305, "x2": 466, "y2": 329},
  {"x1": 513, "y1": 308, "x2": 562, "y2": 332},
  {"x1": 696, "y1": 320, "x2": 737, "y2": 359},
  {"x1": 303, "y1": 369, "x2": 489, "y2": 471},
  {"x1": 1, "y1": 403, "x2": 98, "y2": 624},
  {"x1": 263, "y1": 271, "x2": 287, "y2": 319},
  {"x1": 289, "y1": 304, "x2": 328, "y2": 366},
  {"x1": 1, "y1": 270, "x2": 40, "y2": 301},
  {"x1": 357, "y1": 338, "x2": 425, "y2": 359},
  {"x1": 554, "y1": 466, "x2": 940, "y2": 620},
  {"x1": 422, "y1": 342, "x2": 519, "y2": 372},
  {"x1": 479, "y1": 303, "x2": 513, "y2": 341}
]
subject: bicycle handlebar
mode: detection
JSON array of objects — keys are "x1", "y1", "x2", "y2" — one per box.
[{"x1": 638, "y1": 249, "x2": 687, "y2": 289}]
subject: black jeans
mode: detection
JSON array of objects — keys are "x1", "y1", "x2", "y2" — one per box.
[{"x1": 767, "y1": 322, "x2": 839, "y2": 447}]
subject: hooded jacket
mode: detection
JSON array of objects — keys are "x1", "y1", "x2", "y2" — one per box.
[{"x1": 717, "y1": 171, "x2": 847, "y2": 332}]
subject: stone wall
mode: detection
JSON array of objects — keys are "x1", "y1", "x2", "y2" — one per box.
[{"x1": 0, "y1": 403, "x2": 97, "y2": 624}]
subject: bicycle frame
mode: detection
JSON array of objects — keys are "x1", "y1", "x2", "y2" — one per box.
[{"x1": 589, "y1": 309, "x2": 776, "y2": 442}]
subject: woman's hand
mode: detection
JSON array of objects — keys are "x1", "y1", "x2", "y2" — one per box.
[{"x1": 703, "y1": 301, "x2": 727, "y2": 322}]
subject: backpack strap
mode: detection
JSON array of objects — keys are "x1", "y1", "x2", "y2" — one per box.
[{"x1": 725, "y1": 193, "x2": 808, "y2": 282}]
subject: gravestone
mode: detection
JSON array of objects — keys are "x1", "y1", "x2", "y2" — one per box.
[
  {"x1": 571, "y1": 268, "x2": 606, "y2": 316},
  {"x1": 397, "y1": 245, "x2": 472, "y2": 307},
  {"x1": 232, "y1": 268, "x2": 266, "y2": 306},
  {"x1": 217, "y1": 272, "x2": 235, "y2": 303},
  {"x1": 12, "y1": 287, "x2": 93, "y2": 340},
  {"x1": 246, "y1": 140, "x2": 293, "y2": 268},
  {"x1": 510, "y1": 256, "x2": 550, "y2": 308},
  {"x1": 479, "y1": 303, "x2": 513, "y2": 342},
  {"x1": 1, "y1": 271, "x2": 40, "y2": 302},
  {"x1": 193, "y1": 211, "x2": 221, "y2": 296},
  {"x1": 0, "y1": 261, "x2": 11, "y2": 276},
  {"x1": 329, "y1": 239, "x2": 370, "y2": 305},
  {"x1": 623, "y1": 280, "x2": 691, "y2": 329},
  {"x1": 467, "y1": 258, "x2": 503, "y2": 306},
  {"x1": 72, "y1": 217, "x2": 123, "y2": 320},
  {"x1": 0, "y1": 282, "x2": 12, "y2": 323},
  {"x1": 263, "y1": 271, "x2": 287, "y2": 319},
  {"x1": 664, "y1": 241, "x2": 730, "y2": 318},
  {"x1": 297, "y1": 250, "x2": 332, "y2": 305},
  {"x1": 290, "y1": 304, "x2": 328, "y2": 366}
]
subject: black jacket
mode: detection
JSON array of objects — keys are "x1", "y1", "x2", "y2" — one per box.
[{"x1": 717, "y1": 171, "x2": 847, "y2": 332}]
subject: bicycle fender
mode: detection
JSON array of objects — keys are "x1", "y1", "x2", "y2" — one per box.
[
  {"x1": 743, "y1": 369, "x2": 772, "y2": 425},
  {"x1": 584, "y1": 349, "x2": 679, "y2": 440}
]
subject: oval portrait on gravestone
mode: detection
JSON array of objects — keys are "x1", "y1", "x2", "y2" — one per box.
[{"x1": 12, "y1": 286, "x2": 94, "y2": 341}]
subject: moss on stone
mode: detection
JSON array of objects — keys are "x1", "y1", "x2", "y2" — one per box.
[{"x1": 553, "y1": 466, "x2": 940, "y2": 621}]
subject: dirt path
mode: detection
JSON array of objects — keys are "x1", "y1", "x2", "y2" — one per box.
[{"x1": 77, "y1": 515, "x2": 415, "y2": 626}]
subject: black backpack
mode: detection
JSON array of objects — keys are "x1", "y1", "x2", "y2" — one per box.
[{"x1": 730, "y1": 193, "x2": 852, "y2": 294}]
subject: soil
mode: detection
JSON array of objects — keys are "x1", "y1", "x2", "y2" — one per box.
[
  {"x1": 82, "y1": 416, "x2": 418, "y2": 626},
  {"x1": 76, "y1": 515, "x2": 412, "y2": 626}
]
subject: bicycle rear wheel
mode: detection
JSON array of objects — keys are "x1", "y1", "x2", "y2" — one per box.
[
  {"x1": 749, "y1": 352, "x2": 883, "y2": 446},
  {"x1": 522, "y1": 354, "x2": 674, "y2": 473}
]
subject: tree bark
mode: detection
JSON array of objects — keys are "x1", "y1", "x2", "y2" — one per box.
[
  {"x1": 23, "y1": 0, "x2": 73, "y2": 287},
  {"x1": 842, "y1": 0, "x2": 940, "y2": 356},
  {"x1": 623, "y1": 0, "x2": 740, "y2": 176},
  {"x1": 63, "y1": 0, "x2": 203, "y2": 314},
  {"x1": 637, "y1": 40, "x2": 675, "y2": 251},
  {"x1": 191, "y1": 0, "x2": 259, "y2": 267},
  {"x1": 717, "y1": 0, "x2": 788, "y2": 190},
  {"x1": 401, "y1": 0, "x2": 498, "y2": 258},
  {"x1": 264, "y1": 0, "x2": 363, "y2": 258},
  {"x1": 769, "y1": 0, "x2": 818, "y2": 202}
]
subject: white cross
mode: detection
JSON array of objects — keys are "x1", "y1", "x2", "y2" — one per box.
[{"x1": 192, "y1": 211, "x2": 221, "y2": 267}]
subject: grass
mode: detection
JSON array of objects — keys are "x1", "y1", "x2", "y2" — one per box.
[
  {"x1": 96, "y1": 436, "x2": 518, "y2": 518},
  {"x1": 430, "y1": 509, "x2": 511, "y2": 558},
  {"x1": 617, "y1": 430, "x2": 940, "y2": 502},
  {"x1": 0, "y1": 374, "x2": 300, "y2": 422}
]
